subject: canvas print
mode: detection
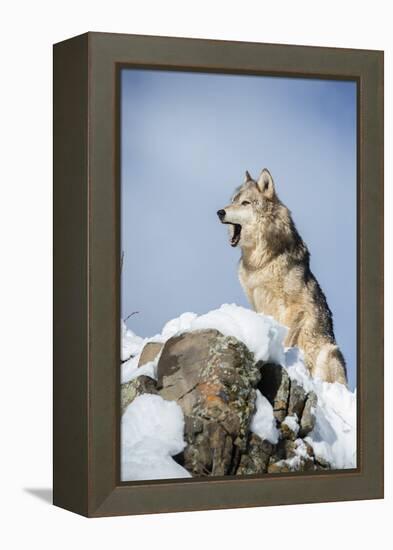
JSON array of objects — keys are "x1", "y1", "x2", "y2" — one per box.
[{"x1": 119, "y1": 69, "x2": 357, "y2": 481}]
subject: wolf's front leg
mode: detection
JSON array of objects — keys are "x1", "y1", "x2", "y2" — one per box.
[{"x1": 251, "y1": 286, "x2": 283, "y2": 321}]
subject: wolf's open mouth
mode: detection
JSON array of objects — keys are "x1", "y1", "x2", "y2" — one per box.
[{"x1": 228, "y1": 223, "x2": 242, "y2": 247}]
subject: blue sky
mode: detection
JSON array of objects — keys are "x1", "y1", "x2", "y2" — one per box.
[{"x1": 121, "y1": 69, "x2": 357, "y2": 389}]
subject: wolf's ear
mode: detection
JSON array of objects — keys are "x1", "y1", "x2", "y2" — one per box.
[
  {"x1": 243, "y1": 170, "x2": 253, "y2": 184},
  {"x1": 257, "y1": 169, "x2": 275, "y2": 198}
]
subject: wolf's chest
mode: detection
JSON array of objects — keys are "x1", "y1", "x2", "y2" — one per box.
[
  {"x1": 239, "y1": 261, "x2": 290, "y2": 322},
  {"x1": 239, "y1": 262, "x2": 283, "y2": 292}
]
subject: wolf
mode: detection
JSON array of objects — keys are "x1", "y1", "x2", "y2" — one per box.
[{"x1": 217, "y1": 169, "x2": 347, "y2": 385}]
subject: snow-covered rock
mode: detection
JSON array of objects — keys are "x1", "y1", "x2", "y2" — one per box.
[{"x1": 120, "y1": 304, "x2": 357, "y2": 481}]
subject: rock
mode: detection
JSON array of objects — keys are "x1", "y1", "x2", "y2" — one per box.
[
  {"x1": 267, "y1": 461, "x2": 292, "y2": 474},
  {"x1": 184, "y1": 415, "x2": 204, "y2": 436},
  {"x1": 236, "y1": 434, "x2": 274, "y2": 475},
  {"x1": 299, "y1": 391, "x2": 317, "y2": 437},
  {"x1": 121, "y1": 375, "x2": 158, "y2": 413},
  {"x1": 258, "y1": 363, "x2": 290, "y2": 423},
  {"x1": 159, "y1": 363, "x2": 201, "y2": 415},
  {"x1": 268, "y1": 438, "x2": 316, "y2": 473},
  {"x1": 303, "y1": 439, "x2": 316, "y2": 458},
  {"x1": 157, "y1": 329, "x2": 261, "y2": 476},
  {"x1": 138, "y1": 342, "x2": 163, "y2": 367},
  {"x1": 128, "y1": 329, "x2": 332, "y2": 477},
  {"x1": 287, "y1": 379, "x2": 307, "y2": 419},
  {"x1": 314, "y1": 454, "x2": 331, "y2": 470},
  {"x1": 281, "y1": 414, "x2": 300, "y2": 440}
]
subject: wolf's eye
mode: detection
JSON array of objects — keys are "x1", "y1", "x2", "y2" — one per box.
[{"x1": 241, "y1": 201, "x2": 251, "y2": 206}]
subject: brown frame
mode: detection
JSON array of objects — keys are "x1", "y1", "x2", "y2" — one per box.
[{"x1": 53, "y1": 32, "x2": 384, "y2": 517}]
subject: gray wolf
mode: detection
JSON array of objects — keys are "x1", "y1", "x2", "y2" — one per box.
[{"x1": 217, "y1": 169, "x2": 347, "y2": 385}]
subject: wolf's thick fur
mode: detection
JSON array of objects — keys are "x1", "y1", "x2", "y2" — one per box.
[{"x1": 218, "y1": 169, "x2": 347, "y2": 385}]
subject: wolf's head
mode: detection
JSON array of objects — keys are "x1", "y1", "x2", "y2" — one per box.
[{"x1": 217, "y1": 169, "x2": 279, "y2": 248}]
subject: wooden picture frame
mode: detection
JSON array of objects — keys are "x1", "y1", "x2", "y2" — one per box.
[{"x1": 53, "y1": 32, "x2": 384, "y2": 517}]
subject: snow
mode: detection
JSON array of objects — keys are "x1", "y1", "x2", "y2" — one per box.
[
  {"x1": 120, "y1": 321, "x2": 162, "y2": 383},
  {"x1": 122, "y1": 359, "x2": 157, "y2": 384},
  {"x1": 121, "y1": 304, "x2": 287, "y2": 383},
  {"x1": 250, "y1": 390, "x2": 279, "y2": 444},
  {"x1": 160, "y1": 304, "x2": 287, "y2": 364},
  {"x1": 121, "y1": 303, "x2": 357, "y2": 480},
  {"x1": 284, "y1": 347, "x2": 357, "y2": 469},
  {"x1": 121, "y1": 350, "x2": 160, "y2": 384},
  {"x1": 121, "y1": 320, "x2": 145, "y2": 362},
  {"x1": 121, "y1": 394, "x2": 191, "y2": 481}
]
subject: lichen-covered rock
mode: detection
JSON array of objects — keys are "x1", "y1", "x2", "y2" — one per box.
[
  {"x1": 138, "y1": 342, "x2": 163, "y2": 367},
  {"x1": 299, "y1": 391, "x2": 317, "y2": 437},
  {"x1": 236, "y1": 434, "x2": 274, "y2": 475},
  {"x1": 157, "y1": 329, "x2": 261, "y2": 476},
  {"x1": 287, "y1": 380, "x2": 307, "y2": 419},
  {"x1": 281, "y1": 414, "x2": 300, "y2": 440},
  {"x1": 121, "y1": 329, "x2": 332, "y2": 477},
  {"x1": 268, "y1": 438, "x2": 316, "y2": 473},
  {"x1": 121, "y1": 375, "x2": 158, "y2": 413}
]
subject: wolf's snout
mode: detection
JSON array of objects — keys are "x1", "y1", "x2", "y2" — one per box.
[{"x1": 217, "y1": 209, "x2": 226, "y2": 221}]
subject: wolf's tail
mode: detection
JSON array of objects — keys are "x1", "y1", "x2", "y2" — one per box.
[{"x1": 313, "y1": 343, "x2": 348, "y2": 385}]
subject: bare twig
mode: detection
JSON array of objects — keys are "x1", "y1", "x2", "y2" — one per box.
[{"x1": 124, "y1": 311, "x2": 139, "y2": 322}]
